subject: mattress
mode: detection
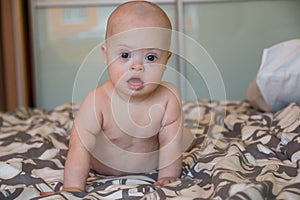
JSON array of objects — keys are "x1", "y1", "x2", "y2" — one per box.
[{"x1": 0, "y1": 100, "x2": 299, "y2": 199}]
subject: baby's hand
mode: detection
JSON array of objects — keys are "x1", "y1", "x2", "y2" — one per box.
[
  {"x1": 40, "y1": 191, "x2": 56, "y2": 196},
  {"x1": 154, "y1": 177, "x2": 180, "y2": 186},
  {"x1": 40, "y1": 188, "x2": 84, "y2": 196},
  {"x1": 61, "y1": 187, "x2": 85, "y2": 193}
]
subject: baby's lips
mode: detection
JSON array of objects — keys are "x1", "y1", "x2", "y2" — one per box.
[{"x1": 127, "y1": 78, "x2": 144, "y2": 90}]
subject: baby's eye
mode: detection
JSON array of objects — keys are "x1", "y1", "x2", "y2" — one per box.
[
  {"x1": 121, "y1": 52, "x2": 130, "y2": 59},
  {"x1": 146, "y1": 55, "x2": 157, "y2": 61}
]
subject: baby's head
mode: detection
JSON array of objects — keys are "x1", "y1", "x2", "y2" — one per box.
[
  {"x1": 102, "y1": 1, "x2": 173, "y2": 99},
  {"x1": 105, "y1": 1, "x2": 172, "y2": 39},
  {"x1": 103, "y1": 1, "x2": 172, "y2": 56}
]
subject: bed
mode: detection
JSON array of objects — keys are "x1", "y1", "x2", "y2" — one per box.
[{"x1": 0, "y1": 99, "x2": 299, "y2": 200}]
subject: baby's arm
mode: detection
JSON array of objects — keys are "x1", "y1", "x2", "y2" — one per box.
[
  {"x1": 155, "y1": 86, "x2": 183, "y2": 186},
  {"x1": 63, "y1": 126, "x2": 91, "y2": 192},
  {"x1": 63, "y1": 91, "x2": 102, "y2": 192}
]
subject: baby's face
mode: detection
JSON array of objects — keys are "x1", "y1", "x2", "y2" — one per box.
[{"x1": 102, "y1": 28, "x2": 171, "y2": 99}]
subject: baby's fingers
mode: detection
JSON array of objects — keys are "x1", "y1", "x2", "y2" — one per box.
[{"x1": 154, "y1": 177, "x2": 180, "y2": 186}]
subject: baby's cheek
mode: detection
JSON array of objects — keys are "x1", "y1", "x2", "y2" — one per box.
[
  {"x1": 109, "y1": 68, "x2": 126, "y2": 83},
  {"x1": 148, "y1": 71, "x2": 164, "y2": 83}
]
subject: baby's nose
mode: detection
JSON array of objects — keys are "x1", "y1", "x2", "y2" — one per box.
[{"x1": 130, "y1": 61, "x2": 144, "y2": 72}]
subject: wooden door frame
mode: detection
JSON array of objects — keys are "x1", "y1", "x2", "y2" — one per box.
[{"x1": 0, "y1": 0, "x2": 31, "y2": 111}]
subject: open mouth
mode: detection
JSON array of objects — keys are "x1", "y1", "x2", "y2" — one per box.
[{"x1": 127, "y1": 77, "x2": 144, "y2": 91}]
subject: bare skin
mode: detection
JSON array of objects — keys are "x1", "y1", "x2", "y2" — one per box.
[
  {"x1": 60, "y1": 1, "x2": 193, "y2": 194},
  {"x1": 64, "y1": 81, "x2": 183, "y2": 190}
]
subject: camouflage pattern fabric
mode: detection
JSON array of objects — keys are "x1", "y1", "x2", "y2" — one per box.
[{"x1": 0, "y1": 100, "x2": 299, "y2": 200}]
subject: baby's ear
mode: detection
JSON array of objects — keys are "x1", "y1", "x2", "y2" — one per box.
[{"x1": 101, "y1": 44, "x2": 108, "y2": 65}]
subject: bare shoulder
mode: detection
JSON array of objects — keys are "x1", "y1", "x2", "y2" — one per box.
[
  {"x1": 160, "y1": 81, "x2": 179, "y2": 94},
  {"x1": 74, "y1": 81, "x2": 112, "y2": 133},
  {"x1": 158, "y1": 81, "x2": 181, "y2": 104},
  {"x1": 77, "y1": 81, "x2": 112, "y2": 118},
  {"x1": 84, "y1": 81, "x2": 112, "y2": 104},
  {"x1": 158, "y1": 82, "x2": 182, "y2": 125}
]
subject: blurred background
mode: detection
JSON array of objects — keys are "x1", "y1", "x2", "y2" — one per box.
[{"x1": 1, "y1": 0, "x2": 300, "y2": 110}]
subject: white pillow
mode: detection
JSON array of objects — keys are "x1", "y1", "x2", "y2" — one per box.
[{"x1": 247, "y1": 39, "x2": 300, "y2": 112}]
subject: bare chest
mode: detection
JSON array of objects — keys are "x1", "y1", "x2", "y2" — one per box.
[
  {"x1": 105, "y1": 101, "x2": 165, "y2": 139},
  {"x1": 102, "y1": 103, "x2": 164, "y2": 152}
]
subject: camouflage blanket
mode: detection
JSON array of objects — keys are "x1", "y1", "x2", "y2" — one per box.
[{"x1": 0, "y1": 100, "x2": 299, "y2": 200}]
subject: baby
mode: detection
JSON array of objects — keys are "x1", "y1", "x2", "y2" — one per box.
[{"x1": 63, "y1": 1, "x2": 192, "y2": 193}]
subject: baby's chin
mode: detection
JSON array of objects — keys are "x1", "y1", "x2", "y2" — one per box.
[{"x1": 129, "y1": 84, "x2": 161, "y2": 97}]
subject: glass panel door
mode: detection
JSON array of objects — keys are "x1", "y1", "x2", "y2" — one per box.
[
  {"x1": 31, "y1": 0, "x2": 300, "y2": 108},
  {"x1": 182, "y1": 0, "x2": 300, "y2": 100}
]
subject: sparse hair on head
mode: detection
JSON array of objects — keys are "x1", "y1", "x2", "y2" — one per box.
[{"x1": 105, "y1": 1, "x2": 172, "y2": 39}]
